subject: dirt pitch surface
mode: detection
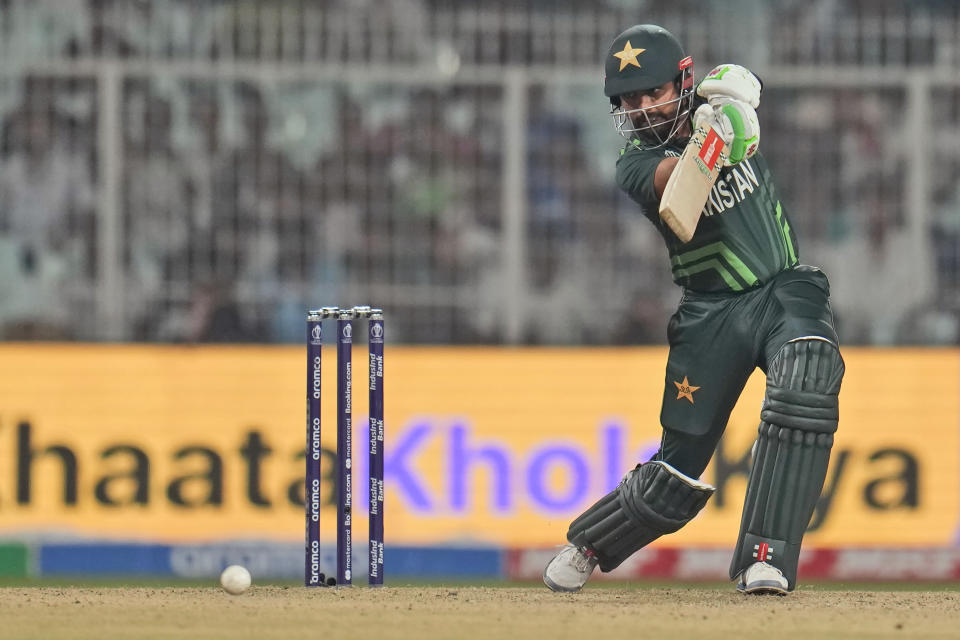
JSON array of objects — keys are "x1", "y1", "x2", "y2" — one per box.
[{"x1": 3, "y1": 585, "x2": 960, "y2": 640}]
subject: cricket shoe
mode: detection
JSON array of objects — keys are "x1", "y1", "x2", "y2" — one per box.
[
  {"x1": 737, "y1": 561, "x2": 788, "y2": 595},
  {"x1": 542, "y1": 544, "x2": 599, "y2": 593}
]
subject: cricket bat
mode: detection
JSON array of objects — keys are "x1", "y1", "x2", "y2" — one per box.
[{"x1": 658, "y1": 122, "x2": 729, "y2": 242}]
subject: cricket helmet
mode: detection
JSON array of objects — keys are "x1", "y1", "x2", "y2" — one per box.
[{"x1": 603, "y1": 24, "x2": 695, "y2": 148}]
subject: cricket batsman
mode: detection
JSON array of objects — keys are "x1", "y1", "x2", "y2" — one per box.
[{"x1": 543, "y1": 24, "x2": 844, "y2": 595}]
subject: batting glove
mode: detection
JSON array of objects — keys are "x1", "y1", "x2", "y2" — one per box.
[
  {"x1": 692, "y1": 100, "x2": 759, "y2": 166},
  {"x1": 697, "y1": 64, "x2": 762, "y2": 109}
]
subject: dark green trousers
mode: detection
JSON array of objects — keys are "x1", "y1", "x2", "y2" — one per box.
[{"x1": 652, "y1": 265, "x2": 839, "y2": 478}]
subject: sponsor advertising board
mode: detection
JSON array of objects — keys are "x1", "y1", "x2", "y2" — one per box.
[{"x1": 0, "y1": 345, "x2": 956, "y2": 550}]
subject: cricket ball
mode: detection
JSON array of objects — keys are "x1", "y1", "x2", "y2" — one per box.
[{"x1": 220, "y1": 565, "x2": 252, "y2": 595}]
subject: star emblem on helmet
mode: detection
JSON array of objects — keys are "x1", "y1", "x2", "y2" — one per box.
[{"x1": 613, "y1": 40, "x2": 645, "y2": 71}]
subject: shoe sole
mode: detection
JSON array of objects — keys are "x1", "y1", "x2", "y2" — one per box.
[
  {"x1": 542, "y1": 571, "x2": 584, "y2": 593},
  {"x1": 737, "y1": 580, "x2": 788, "y2": 596}
]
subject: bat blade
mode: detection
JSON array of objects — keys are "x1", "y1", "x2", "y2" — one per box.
[{"x1": 658, "y1": 123, "x2": 729, "y2": 243}]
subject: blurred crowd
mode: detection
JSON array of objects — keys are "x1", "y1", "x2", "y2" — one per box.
[{"x1": 0, "y1": 0, "x2": 958, "y2": 344}]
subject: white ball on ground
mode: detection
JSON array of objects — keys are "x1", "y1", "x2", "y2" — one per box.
[{"x1": 220, "y1": 565, "x2": 252, "y2": 595}]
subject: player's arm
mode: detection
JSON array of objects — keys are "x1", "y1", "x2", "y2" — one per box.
[
  {"x1": 616, "y1": 144, "x2": 671, "y2": 214},
  {"x1": 657, "y1": 103, "x2": 759, "y2": 242},
  {"x1": 653, "y1": 101, "x2": 759, "y2": 198},
  {"x1": 617, "y1": 139, "x2": 698, "y2": 206},
  {"x1": 653, "y1": 157, "x2": 680, "y2": 199},
  {"x1": 652, "y1": 99, "x2": 755, "y2": 199},
  {"x1": 616, "y1": 95, "x2": 757, "y2": 216}
]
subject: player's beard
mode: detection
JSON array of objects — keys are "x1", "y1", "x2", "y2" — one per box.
[{"x1": 631, "y1": 112, "x2": 680, "y2": 146}]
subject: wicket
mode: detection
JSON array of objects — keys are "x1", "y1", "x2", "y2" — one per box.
[{"x1": 306, "y1": 305, "x2": 384, "y2": 587}]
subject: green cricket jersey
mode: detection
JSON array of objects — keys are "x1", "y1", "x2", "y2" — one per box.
[{"x1": 617, "y1": 139, "x2": 799, "y2": 293}]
